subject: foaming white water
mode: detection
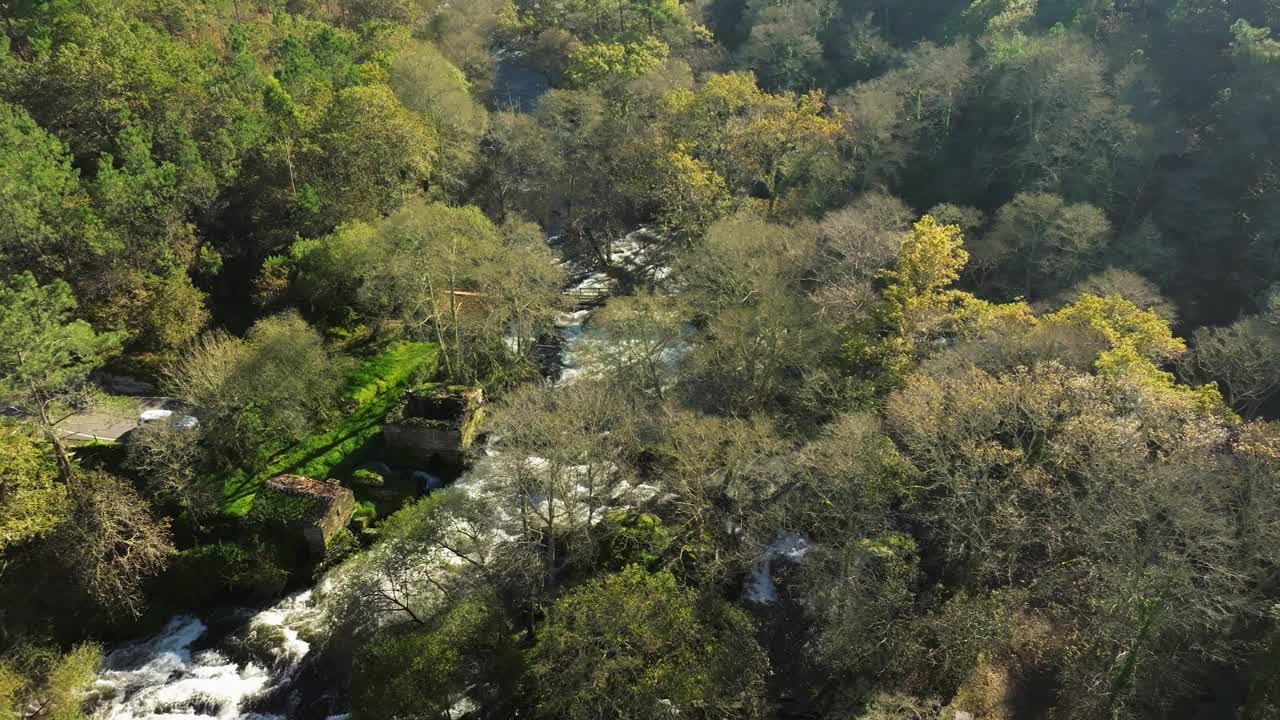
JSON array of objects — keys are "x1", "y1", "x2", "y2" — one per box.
[
  {"x1": 89, "y1": 590, "x2": 328, "y2": 720},
  {"x1": 249, "y1": 589, "x2": 324, "y2": 665},
  {"x1": 745, "y1": 532, "x2": 811, "y2": 604},
  {"x1": 556, "y1": 229, "x2": 684, "y2": 387}
]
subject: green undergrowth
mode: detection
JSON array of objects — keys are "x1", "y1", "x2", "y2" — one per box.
[{"x1": 222, "y1": 341, "x2": 439, "y2": 516}]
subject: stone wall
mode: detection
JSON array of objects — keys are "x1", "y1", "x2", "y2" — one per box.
[
  {"x1": 382, "y1": 385, "x2": 484, "y2": 466},
  {"x1": 382, "y1": 423, "x2": 464, "y2": 459}
]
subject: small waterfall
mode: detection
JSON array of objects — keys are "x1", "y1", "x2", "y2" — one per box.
[
  {"x1": 745, "y1": 532, "x2": 812, "y2": 605},
  {"x1": 87, "y1": 590, "x2": 339, "y2": 720}
]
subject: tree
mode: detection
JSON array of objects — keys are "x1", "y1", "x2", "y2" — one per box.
[
  {"x1": 805, "y1": 531, "x2": 921, "y2": 684},
  {"x1": 356, "y1": 201, "x2": 562, "y2": 382},
  {"x1": 126, "y1": 419, "x2": 221, "y2": 527},
  {"x1": 513, "y1": 0, "x2": 698, "y2": 44},
  {"x1": 0, "y1": 423, "x2": 69, "y2": 554},
  {"x1": 528, "y1": 89, "x2": 629, "y2": 255},
  {"x1": 0, "y1": 644, "x2": 102, "y2": 720},
  {"x1": 389, "y1": 41, "x2": 487, "y2": 194},
  {"x1": 357, "y1": 201, "x2": 503, "y2": 365},
  {"x1": 576, "y1": 292, "x2": 688, "y2": 402},
  {"x1": 980, "y1": 32, "x2": 1142, "y2": 206},
  {"x1": 832, "y1": 42, "x2": 975, "y2": 191},
  {"x1": 813, "y1": 193, "x2": 913, "y2": 322},
  {"x1": 287, "y1": 220, "x2": 378, "y2": 324},
  {"x1": 973, "y1": 192, "x2": 1111, "y2": 299},
  {"x1": 740, "y1": 2, "x2": 827, "y2": 91},
  {"x1": 662, "y1": 73, "x2": 840, "y2": 215},
  {"x1": 649, "y1": 148, "x2": 732, "y2": 243},
  {"x1": 840, "y1": 212, "x2": 1039, "y2": 398},
  {"x1": 0, "y1": 101, "x2": 107, "y2": 282},
  {"x1": 2, "y1": 0, "x2": 217, "y2": 170},
  {"x1": 351, "y1": 597, "x2": 522, "y2": 720},
  {"x1": 261, "y1": 74, "x2": 322, "y2": 202},
  {"x1": 1042, "y1": 293, "x2": 1188, "y2": 389},
  {"x1": 471, "y1": 218, "x2": 567, "y2": 383},
  {"x1": 655, "y1": 410, "x2": 792, "y2": 586},
  {"x1": 342, "y1": 0, "x2": 437, "y2": 25},
  {"x1": 782, "y1": 412, "x2": 908, "y2": 542},
  {"x1": 0, "y1": 273, "x2": 119, "y2": 482},
  {"x1": 54, "y1": 471, "x2": 174, "y2": 617},
  {"x1": 818, "y1": 193, "x2": 914, "y2": 280},
  {"x1": 676, "y1": 213, "x2": 832, "y2": 412},
  {"x1": 1189, "y1": 295, "x2": 1280, "y2": 418},
  {"x1": 425, "y1": 0, "x2": 503, "y2": 99},
  {"x1": 1054, "y1": 267, "x2": 1178, "y2": 325},
  {"x1": 878, "y1": 214, "x2": 970, "y2": 343},
  {"x1": 565, "y1": 37, "x2": 671, "y2": 91},
  {"x1": 882, "y1": 306, "x2": 1268, "y2": 718},
  {"x1": 478, "y1": 111, "x2": 555, "y2": 222},
  {"x1": 310, "y1": 85, "x2": 437, "y2": 222},
  {"x1": 87, "y1": 263, "x2": 205, "y2": 358},
  {"x1": 485, "y1": 380, "x2": 640, "y2": 595},
  {"x1": 332, "y1": 491, "x2": 504, "y2": 631},
  {"x1": 529, "y1": 565, "x2": 769, "y2": 720},
  {"x1": 164, "y1": 314, "x2": 350, "y2": 469}
]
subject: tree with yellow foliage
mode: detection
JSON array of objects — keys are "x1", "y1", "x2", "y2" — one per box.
[
  {"x1": 564, "y1": 36, "x2": 670, "y2": 90},
  {"x1": 659, "y1": 73, "x2": 840, "y2": 217},
  {"x1": 844, "y1": 214, "x2": 973, "y2": 391}
]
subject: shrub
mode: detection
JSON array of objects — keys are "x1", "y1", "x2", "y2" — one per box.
[
  {"x1": 161, "y1": 543, "x2": 247, "y2": 607},
  {"x1": 351, "y1": 598, "x2": 523, "y2": 720},
  {"x1": 349, "y1": 500, "x2": 378, "y2": 533},
  {"x1": 600, "y1": 511, "x2": 673, "y2": 571},
  {"x1": 315, "y1": 528, "x2": 361, "y2": 578},
  {"x1": 160, "y1": 540, "x2": 291, "y2": 606}
]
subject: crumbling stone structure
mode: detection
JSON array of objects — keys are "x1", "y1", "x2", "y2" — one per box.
[
  {"x1": 382, "y1": 385, "x2": 484, "y2": 469},
  {"x1": 250, "y1": 474, "x2": 355, "y2": 558}
]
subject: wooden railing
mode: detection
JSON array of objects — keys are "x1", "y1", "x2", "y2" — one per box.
[{"x1": 564, "y1": 285, "x2": 612, "y2": 307}]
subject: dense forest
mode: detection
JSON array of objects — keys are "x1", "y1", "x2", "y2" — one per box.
[{"x1": 1, "y1": 0, "x2": 1279, "y2": 718}]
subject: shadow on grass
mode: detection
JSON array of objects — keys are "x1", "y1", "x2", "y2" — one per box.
[
  {"x1": 221, "y1": 411, "x2": 390, "y2": 516},
  {"x1": 221, "y1": 341, "x2": 440, "y2": 517}
]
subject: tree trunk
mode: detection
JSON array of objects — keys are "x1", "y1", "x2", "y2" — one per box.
[
  {"x1": 425, "y1": 274, "x2": 454, "y2": 380},
  {"x1": 545, "y1": 474, "x2": 557, "y2": 594},
  {"x1": 31, "y1": 386, "x2": 73, "y2": 483}
]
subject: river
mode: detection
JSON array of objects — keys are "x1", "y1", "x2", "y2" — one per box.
[{"x1": 84, "y1": 233, "x2": 667, "y2": 720}]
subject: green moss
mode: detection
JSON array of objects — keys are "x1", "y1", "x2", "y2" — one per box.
[
  {"x1": 383, "y1": 397, "x2": 410, "y2": 425},
  {"x1": 247, "y1": 488, "x2": 329, "y2": 530},
  {"x1": 351, "y1": 468, "x2": 385, "y2": 487},
  {"x1": 222, "y1": 341, "x2": 439, "y2": 516},
  {"x1": 353, "y1": 500, "x2": 377, "y2": 521},
  {"x1": 159, "y1": 540, "x2": 293, "y2": 607},
  {"x1": 459, "y1": 405, "x2": 485, "y2": 449},
  {"x1": 394, "y1": 416, "x2": 455, "y2": 429},
  {"x1": 345, "y1": 341, "x2": 437, "y2": 406},
  {"x1": 383, "y1": 383, "x2": 484, "y2": 448},
  {"x1": 857, "y1": 531, "x2": 917, "y2": 558}
]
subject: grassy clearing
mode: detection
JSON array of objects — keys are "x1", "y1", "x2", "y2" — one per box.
[{"x1": 222, "y1": 341, "x2": 439, "y2": 516}]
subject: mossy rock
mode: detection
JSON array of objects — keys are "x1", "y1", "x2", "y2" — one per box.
[
  {"x1": 352, "y1": 468, "x2": 385, "y2": 487},
  {"x1": 352, "y1": 500, "x2": 378, "y2": 523}
]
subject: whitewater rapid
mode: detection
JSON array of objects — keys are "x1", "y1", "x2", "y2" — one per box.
[{"x1": 87, "y1": 591, "x2": 333, "y2": 720}]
